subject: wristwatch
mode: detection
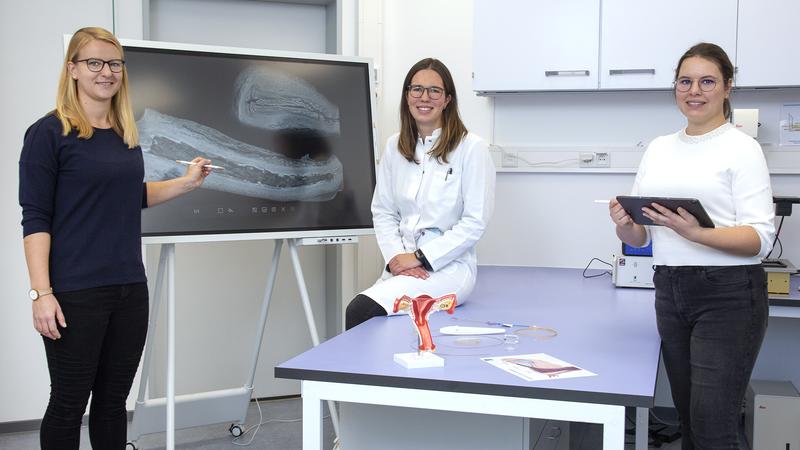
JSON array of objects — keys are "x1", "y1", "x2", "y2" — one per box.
[
  {"x1": 29, "y1": 287, "x2": 53, "y2": 301},
  {"x1": 414, "y1": 249, "x2": 433, "y2": 271}
]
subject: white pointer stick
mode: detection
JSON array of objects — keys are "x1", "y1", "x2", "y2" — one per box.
[{"x1": 175, "y1": 160, "x2": 225, "y2": 170}]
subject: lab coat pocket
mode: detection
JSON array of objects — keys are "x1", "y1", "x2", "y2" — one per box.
[{"x1": 429, "y1": 166, "x2": 460, "y2": 209}]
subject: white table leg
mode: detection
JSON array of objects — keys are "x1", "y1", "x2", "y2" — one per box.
[
  {"x1": 301, "y1": 381, "x2": 630, "y2": 450},
  {"x1": 601, "y1": 405, "x2": 626, "y2": 450},
  {"x1": 302, "y1": 382, "x2": 324, "y2": 450}
]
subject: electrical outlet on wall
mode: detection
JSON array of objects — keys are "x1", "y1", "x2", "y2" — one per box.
[
  {"x1": 501, "y1": 150, "x2": 518, "y2": 168},
  {"x1": 579, "y1": 152, "x2": 595, "y2": 168}
]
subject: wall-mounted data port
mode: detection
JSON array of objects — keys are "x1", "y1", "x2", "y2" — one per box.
[{"x1": 595, "y1": 152, "x2": 610, "y2": 167}]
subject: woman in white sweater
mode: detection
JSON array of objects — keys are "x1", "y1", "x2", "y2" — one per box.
[{"x1": 609, "y1": 43, "x2": 774, "y2": 449}]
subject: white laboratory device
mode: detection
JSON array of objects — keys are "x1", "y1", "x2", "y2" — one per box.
[
  {"x1": 732, "y1": 108, "x2": 759, "y2": 138},
  {"x1": 744, "y1": 380, "x2": 800, "y2": 450},
  {"x1": 612, "y1": 243, "x2": 654, "y2": 289}
]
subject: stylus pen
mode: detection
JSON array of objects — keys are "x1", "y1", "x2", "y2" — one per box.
[
  {"x1": 175, "y1": 160, "x2": 225, "y2": 170},
  {"x1": 594, "y1": 199, "x2": 610, "y2": 204},
  {"x1": 487, "y1": 321, "x2": 531, "y2": 328}
]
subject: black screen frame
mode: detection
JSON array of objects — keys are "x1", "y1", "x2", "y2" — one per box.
[{"x1": 118, "y1": 39, "x2": 378, "y2": 244}]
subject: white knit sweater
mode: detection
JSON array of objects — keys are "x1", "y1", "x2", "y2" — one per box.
[{"x1": 631, "y1": 123, "x2": 775, "y2": 266}]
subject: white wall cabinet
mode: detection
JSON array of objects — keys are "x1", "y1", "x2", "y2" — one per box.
[
  {"x1": 599, "y1": 0, "x2": 737, "y2": 90},
  {"x1": 736, "y1": 0, "x2": 800, "y2": 87},
  {"x1": 474, "y1": 0, "x2": 795, "y2": 93},
  {"x1": 473, "y1": 0, "x2": 600, "y2": 92}
]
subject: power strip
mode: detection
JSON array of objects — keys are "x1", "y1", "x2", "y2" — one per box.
[{"x1": 297, "y1": 236, "x2": 359, "y2": 246}]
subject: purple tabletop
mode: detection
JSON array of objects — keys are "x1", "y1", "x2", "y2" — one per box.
[{"x1": 276, "y1": 266, "x2": 661, "y2": 408}]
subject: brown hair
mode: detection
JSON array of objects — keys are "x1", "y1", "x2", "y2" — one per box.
[
  {"x1": 398, "y1": 58, "x2": 467, "y2": 163},
  {"x1": 674, "y1": 42, "x2": 734, "y2": 119},
  {"x1": 55, "y1": 27, "x2": 138, "y2": 148}
]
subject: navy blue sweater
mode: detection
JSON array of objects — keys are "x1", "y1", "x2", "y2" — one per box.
[{"x1": 19, "y1": 114, "x2": 148, "y2": 293}]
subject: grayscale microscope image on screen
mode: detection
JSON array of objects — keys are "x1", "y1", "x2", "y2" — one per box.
[{"x1": 124, "y1": 44, "x2": 376, "y2": 237}]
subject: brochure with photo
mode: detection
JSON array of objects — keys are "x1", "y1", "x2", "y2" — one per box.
[{"x1": 482, "y1": 353, "x2": 596, "y2": 382}]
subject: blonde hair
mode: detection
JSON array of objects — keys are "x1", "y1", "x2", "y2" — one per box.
[{"x1": 55, "y1": 27, "x2": 138, "y2": 148}]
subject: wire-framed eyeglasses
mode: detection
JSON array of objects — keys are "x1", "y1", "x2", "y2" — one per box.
[
  {"x1": 674, "y1": 77, "x2": 718, "y2": 92},
  {"x1": 407, "y1": 84, "x2": 446, "y2": 100},
  {"x1": 75, "y1": 58, "x2": 126, "y2": 73}
]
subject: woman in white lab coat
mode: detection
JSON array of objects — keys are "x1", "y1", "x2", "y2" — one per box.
[{"x1": 345, "y1": 58, "x2": 496, "y2": 329}]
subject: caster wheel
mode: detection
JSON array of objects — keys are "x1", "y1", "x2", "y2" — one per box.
[
  {"x1": 229, "y1": 423, "x2": 244, "y2": 437},
  {"x1": 126, "y1": 442, "x2": 137, "y2": 450}
]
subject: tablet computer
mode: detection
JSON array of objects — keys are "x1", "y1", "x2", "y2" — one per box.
[{"x1": 616, "y1": 196, "x2": 715, "y2": 228}]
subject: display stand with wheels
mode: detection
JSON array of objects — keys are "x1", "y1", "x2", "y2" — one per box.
[{"x1": 126, "y1": 238, "x2": 341, "y2": 450}]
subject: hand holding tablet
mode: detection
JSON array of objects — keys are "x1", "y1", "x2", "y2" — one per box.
[{"x1": 616, "y1": 196, "x2": 715, "y2": 228}]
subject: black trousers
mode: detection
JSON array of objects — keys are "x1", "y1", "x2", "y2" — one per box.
[
  {"x1": 345, "y1": 294, "x2": 387, "y2": 330},
  {"x1": 40, "y1": 283, "x2": 149, "y2": 450},
  {"x1": 653, "y1": 265, "x2": 767, "y2": 450}
]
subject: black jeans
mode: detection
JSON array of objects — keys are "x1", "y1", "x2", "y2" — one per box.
[
  {"x1": 653, "y1": 265, "x2": 767, "y2": 450},
  {"x1": 345, "y1": 294, "x2": 387, "y2": 330},
  {"x1": 40, "y1": 283, "x2": 149, "y2": 450}
]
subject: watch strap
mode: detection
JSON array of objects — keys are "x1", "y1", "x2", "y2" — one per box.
[
  {"x1": 414, "y1": 249, "x2": 433, "y2": 271},
  {"x1": 30, "y1": 287, "x2": 54, "y2": 300}
]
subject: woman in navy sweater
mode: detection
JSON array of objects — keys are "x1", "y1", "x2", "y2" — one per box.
[{"x1": 19, "y1": 27, "x2": 212, "y2": 449}]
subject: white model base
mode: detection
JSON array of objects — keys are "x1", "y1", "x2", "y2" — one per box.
[{"x1": 394, "y1": 351, "x2": 445, "y2": 368}]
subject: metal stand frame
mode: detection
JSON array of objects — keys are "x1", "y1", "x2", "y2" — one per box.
[{"x1": 127, "y1": 239, "x2": 340, "y2": 450}]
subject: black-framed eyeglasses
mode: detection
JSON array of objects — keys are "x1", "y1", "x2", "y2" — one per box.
[
  {"x1": 674, "y1": 77, "x2": 718, "y2": 92},
  {"x1": 407, "y1": 84, "x2": 446, "y2": 100},
  {"x1": 75, "y1": 58, "x2": 126, "y2": 73}
]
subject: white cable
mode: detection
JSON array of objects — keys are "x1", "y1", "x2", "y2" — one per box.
[
  {"x1": 519, "y1": 158, "x2": 579, "y2": 167},
  {"x1": 231, "y1": 397, "x2": 332, "y2": 447},
  {"x1": 492, "y1": 144, "x2": 579, "y2": 168},
  {"x1": 231, "y1": 398, "x2": 263, "y2": 446}
]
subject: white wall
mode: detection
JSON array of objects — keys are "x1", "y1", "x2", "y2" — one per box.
[{"x1": 146, "y1": 0, "x2": 327, "y2": 52}]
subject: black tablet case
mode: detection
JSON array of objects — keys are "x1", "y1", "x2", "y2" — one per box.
[{"x1": 616, "y1": 196, "x2": 715, "y2": 228}]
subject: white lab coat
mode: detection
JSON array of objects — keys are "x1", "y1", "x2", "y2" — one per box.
[{"x1": 361, "y1": 129, "x2": 496, "y2": 313}]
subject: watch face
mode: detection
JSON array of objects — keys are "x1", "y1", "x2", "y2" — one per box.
[{"x1": 29, "y1": 289, "x2": 38, "y2": 300}]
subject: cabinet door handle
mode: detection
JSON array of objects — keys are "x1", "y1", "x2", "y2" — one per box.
[
  {"x1": 609, "y1": 69, "x2": 656, "y2": 75},
  {"x1": 544, "y1": 70, "x2": 590, "y2": 77}
]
